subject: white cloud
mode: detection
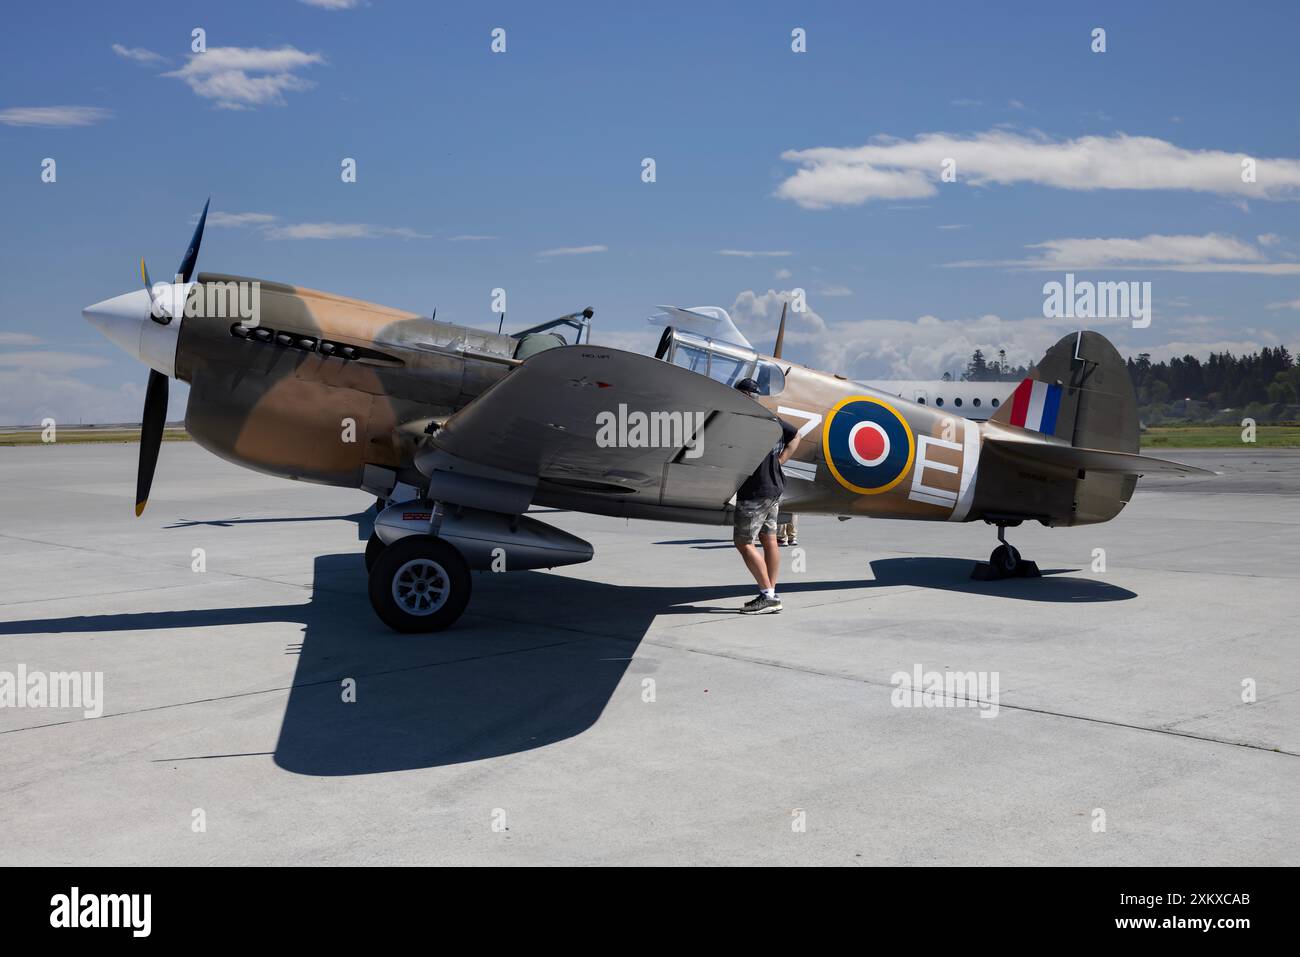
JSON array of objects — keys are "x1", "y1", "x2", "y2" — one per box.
[
  {"x1": 165, "y1": 46, "x2": 325, "y2": 109},
  {"x1": 0, "y1": 332, "x2": 41, "y2": 346},
  {"x1": 717, "y1": 249, "x2": 793, "y2": 258},
  {"x1": 774, "y1": 268, "x2": 792, "y2": 280},
  {"x1": 449, "y1": 234, "x2": 498, "y2": 241},
  {"x1": 1024, "y1": 233, "x2": 1263, "y2": 266},
  {"x1": 725, "y1": 290, "x2": 1276, "y2": 381},
  {"x1": 0, "y1": 352, "x2": 111, "y2": 374},
  {"x1": 0, "y1": 371, "x2": 149, "y2": 427},
  {"x1": 112, "y1": 44, "x2": 167, "y2": 65},
  {"x1": 1267, "y1": 298, "x2": 1300, "y2": 311},
  {"x1": 1257, "y1": 233, "x2": 1282, "y2": 246},
  {"x1": 192, "y1": 212, "x2": 429, "y2": 240},
  {"x1": 0, "y1": 106, "x2": 112, "y2": 127},
  {"x1": 818, "y1": 285, "x2": 854, "y2": 297},
  {"x1": 207, "y1": 211, "x2": 278, "y2": 227},
  {"x1": 938, "y1": 224, "x2": 968, "y2": 230},
  {"x1": 537, "y1": 244, "x2": 607, "y2": 257},
  {"x1": 300, "y1": 0, "x2": 360, "y2": 7},
  {"x1": 776, "y1": 130, "x2": 1300, "y2": 208},
  {"x1": 1091, "y1": 263, "x2": 1300, "y2": 275},
  {"x1": 264, "y1": 222, "x2": 430, "y2": 240},
  {"x1": 730, "y1": 289, "x2": 828, "y2": 340},
  {"x1": 946, "y1": 232, "x2": 1300, "y2": 274}
]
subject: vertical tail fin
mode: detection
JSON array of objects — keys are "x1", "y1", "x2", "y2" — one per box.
[
  {"x1": 990, "y1": 331, "x2": 1137, "y2": 453},
  {"x1": 980, "y1": 331, "x2": 1139, "y2": 525}
]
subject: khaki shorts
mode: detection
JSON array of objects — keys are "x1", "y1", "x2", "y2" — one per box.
[{"x1": 733, "y1": 497, "x2": 781, "y2": 545}]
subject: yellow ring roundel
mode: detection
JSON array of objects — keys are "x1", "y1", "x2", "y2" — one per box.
[{"x1": 821, "y1": 395, "x2": 916, "y2": 495}]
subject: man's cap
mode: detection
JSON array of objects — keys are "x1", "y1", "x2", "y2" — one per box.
[{"x1": 734, "y1": 377, "x2": 760, "y2": 395}]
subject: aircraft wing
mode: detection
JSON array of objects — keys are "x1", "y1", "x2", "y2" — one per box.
[{"x1": 421, "y1": 345, "x2": 782, "y2": 510}]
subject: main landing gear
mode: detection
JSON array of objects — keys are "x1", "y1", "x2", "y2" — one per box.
[
  {"x1": 971, "y1": 520, "x2": 1042, "y2": 581},
  {"x1": 367, "y1": 534, "x2": 473, "y2": 633},
  {"x1": 363, "y1": 499, "x2": 593, "y2": 633}
]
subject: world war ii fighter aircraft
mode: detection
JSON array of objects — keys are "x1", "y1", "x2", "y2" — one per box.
[{"x1": 83, "y1": 204, "x2": 1208, "y2": 632}]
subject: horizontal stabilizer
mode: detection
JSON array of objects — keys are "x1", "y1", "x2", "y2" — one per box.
[{"x1": 986, "y1": 438, "x2": 1214, "y2": 476}]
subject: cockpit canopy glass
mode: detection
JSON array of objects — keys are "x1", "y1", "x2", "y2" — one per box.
[{"x1": 655, "y1": 328, "x2": 785, "y2": 395}]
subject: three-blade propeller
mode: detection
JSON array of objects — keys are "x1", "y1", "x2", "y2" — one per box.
[{"x1": 135, "y1": 198, "x2": 209, "y2": 516}]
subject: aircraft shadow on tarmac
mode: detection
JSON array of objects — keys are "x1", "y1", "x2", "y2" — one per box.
[
  {"x1": 0, "y1": 549, "x2": 1132, "y2": 776},
  {"x1": 165, "y1": 512, "x2": 373, "y2": 536}
]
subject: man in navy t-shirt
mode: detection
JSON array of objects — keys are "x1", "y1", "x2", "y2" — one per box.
[{"x1": 731, "y1": 378, "x2": 800, "y2": 614}]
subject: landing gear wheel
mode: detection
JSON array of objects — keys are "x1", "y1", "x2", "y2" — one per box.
[
  {"x1": 368, "y1": 535, "x2": 471, "y2": 633},
  {"x1": 364, "y1": 532, "x2": 386, "y2": 573},
  {"x1": 990, "y1": 543, "x2": 1021, "y2": 576}
]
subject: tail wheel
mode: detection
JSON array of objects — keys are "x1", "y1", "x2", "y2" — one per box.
[
  {"x1": 368, "y1": 535, "x2": 472, "y2": 633},
  {"x1": 990, "y1": 543, "x2": 1021, "y2": 576},
  {"x1": 364, "y1": 532, "x2": 386, "y2": 573}
]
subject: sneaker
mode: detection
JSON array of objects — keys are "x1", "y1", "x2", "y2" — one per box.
[
  {"x1": 741, "y1": 595, "x2": 783, "y2": 615},
  {"x1": 788, "y1": 538, "x2": 798, "y2": 547}
]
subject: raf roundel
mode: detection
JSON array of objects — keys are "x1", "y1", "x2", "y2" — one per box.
[{"x1": 822, "y1": 396, "x2": 916, "y2": 495}]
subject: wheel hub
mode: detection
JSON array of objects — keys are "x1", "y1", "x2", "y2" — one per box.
[{"x1": 392, "y1": 558, "x2": 450, "y2": 615}]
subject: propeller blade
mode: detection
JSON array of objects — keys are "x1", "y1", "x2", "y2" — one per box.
[
  {"x1": 140, "y1": 256, "x2": 169, "y2": 322},
  {"x1": 135, "y1": 369, "x2": 169, "y2": 516},
  {"x1": 773, "y1": 301, "x2": 788, "y2": 359},
  {"x1": 178, "y1": 197, "x2": 210, "y2": 284}
]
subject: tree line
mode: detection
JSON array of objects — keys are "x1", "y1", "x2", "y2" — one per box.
[{"x1": 959, "y1": 346, "x2": 1299, "y2": 420}]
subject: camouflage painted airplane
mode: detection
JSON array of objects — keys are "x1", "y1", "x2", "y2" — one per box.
[{"x1": 83, "y1": 204, "x2": 1209, "y2": 632}]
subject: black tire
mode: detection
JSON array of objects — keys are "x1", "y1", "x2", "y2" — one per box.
[
  {"x1": 368, "y1": 535, "x2": 472, "y2": 633},
  {"x1": 990, "y1": 543, "x2": 1021, "y2": 577},
  {"x1": 364, "y1": 533, "x2": 386, "y2": 573}
]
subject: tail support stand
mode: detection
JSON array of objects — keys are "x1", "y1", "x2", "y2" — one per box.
[{"x1": 972, "y1": 520, "x2": 1042, "y2": 581}]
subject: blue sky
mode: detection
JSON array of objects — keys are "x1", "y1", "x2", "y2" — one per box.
[{"x1": 1, "y1": 0, "x2": 1297, "y2": 424}]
